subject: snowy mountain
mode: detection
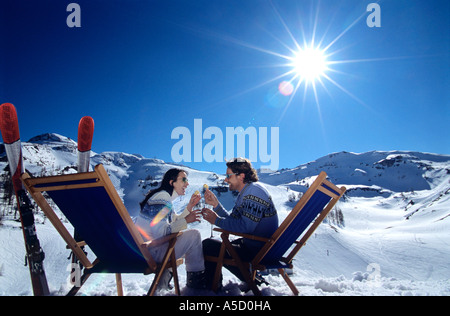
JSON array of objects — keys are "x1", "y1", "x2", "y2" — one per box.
[
  {"x1": 260, "y1": 150, "x2": 449, "y2": 192},
  {"x1": 1, "y1": 133, "x2": 449, "y2": 296}
]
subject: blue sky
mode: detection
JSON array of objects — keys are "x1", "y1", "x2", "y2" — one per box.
[{"x1": 1, "y1": 0, "x2": 449, "y2": 174}]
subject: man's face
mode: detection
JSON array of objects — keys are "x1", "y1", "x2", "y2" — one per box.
[{"x1": 224, "y1": 168, "x2": 244, "y2": 192}]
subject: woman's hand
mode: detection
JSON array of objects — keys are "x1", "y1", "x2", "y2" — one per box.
[
  {"x1": 186, "y1": 192, "x2": 202, "y2": 212},
  {"x1": 185, "y1": 209, "x2": 202, "y2": 224}
]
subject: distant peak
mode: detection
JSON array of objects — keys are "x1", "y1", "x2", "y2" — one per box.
[{"x1": 27, "y1": 133, "x2": 76, "y2": 145}]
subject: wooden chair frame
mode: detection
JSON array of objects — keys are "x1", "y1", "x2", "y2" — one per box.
[
  {"x1": 205, "y1": 171, "x2": 346, "y2": 296},
  {"x1": 21, "y1": 164, "x2": 181, "y2": 296}
]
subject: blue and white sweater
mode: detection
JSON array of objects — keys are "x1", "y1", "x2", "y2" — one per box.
[{"x1": 214, "y1": 182, "x2": 279, "y2": 250}]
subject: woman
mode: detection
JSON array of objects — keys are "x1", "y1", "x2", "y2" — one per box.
[{"x1": 135, "y1": 168, "x2": 206, "y2": 290}]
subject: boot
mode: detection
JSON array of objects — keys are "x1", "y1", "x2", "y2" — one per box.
[
  {"x1": 186, "y1": 270, "x2": 207, "y2": 290},
  {"x1": 157, "y1": 269, "x2": 173, "y2": 291}
]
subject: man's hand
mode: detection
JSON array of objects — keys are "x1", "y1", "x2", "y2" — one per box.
[
  {"x1": 204, "y1": 188, "x2": 219, "y2": 208},
  {"x1": 202, "y1": 208, "x2": 218, "y2": 225}
]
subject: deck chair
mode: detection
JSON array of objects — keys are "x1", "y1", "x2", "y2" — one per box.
[
  {"x1": 21, "y1": 164, "x2": 181, "y2": 296},
  {"x1": 205, "y1": 171, "x2": 346, "y2": 296}
]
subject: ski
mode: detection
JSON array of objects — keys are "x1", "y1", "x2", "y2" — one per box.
[
  {"x1": 77, "y1": 116, "x2": 94, "y2": 173},
  {"x1": 0, "y1": 103, "x2": 50, "y2": 296},
  {"x1": 69, "y1": 116, "x2": 94, "y2": 288}
]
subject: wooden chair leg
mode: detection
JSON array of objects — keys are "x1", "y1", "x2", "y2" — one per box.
[
  {"x1": 278, "y1": 268, "x2": 299, "y2": 296},
  {"x1": 251, "y1": 270, "x2": 257, "y2": 281},
  {"x1": 115, "y1": 273, "x2": 124, "y2": 296},
  {"x1": 148, "y1": 239, "x2": 177, "y2": 296},
  {"x1": 148, "y1": 269, "x2": 161, "y2": 296},
  {"x1": 221, "y1": 234, "x2": 261, "y2": 296}
]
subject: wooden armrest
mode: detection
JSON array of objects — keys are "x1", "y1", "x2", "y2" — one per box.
[
  {"x1": 143, "y1": 232, "x2": 182, "y2": 248},
  {"x1": 213, "y1": 228, "x2": 270, "y2": 243},
  {"x1": 66, "y1": 241, "x2": 87, "y2": 249}
]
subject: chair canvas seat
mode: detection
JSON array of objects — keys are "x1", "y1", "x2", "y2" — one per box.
[
  {"x1": 260, "y1": 187, "x2": 334, "y2": 266},
  {"x1": 45, "y1": 186, "x2": 149, "y2": 274},
  {"x1": 21, "y1": 164, "x2": 180, "y2": 296}
]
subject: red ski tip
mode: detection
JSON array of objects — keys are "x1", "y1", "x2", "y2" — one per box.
[
  {"x1": 78, "y1": 116, "x2": 94, "y2": 152},
  {"x1": 0, "y1": 103, "x2": 21, "y2": 144}
]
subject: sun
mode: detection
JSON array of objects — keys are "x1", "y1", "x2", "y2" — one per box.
[
  {"x1": 290, "y1": 46, "x2": 328, "y2": 83},
  {"x1": 205, "y1": 1, "x2": 375, "y2": 120}
]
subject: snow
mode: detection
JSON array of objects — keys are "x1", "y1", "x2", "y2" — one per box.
[{"x1": 1, "y1": 134, "x2": 449, "y2": 296}]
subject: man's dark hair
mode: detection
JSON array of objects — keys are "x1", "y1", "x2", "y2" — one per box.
[{"x1": 226, "y1": 157, "x2": 258, "y2": 183}]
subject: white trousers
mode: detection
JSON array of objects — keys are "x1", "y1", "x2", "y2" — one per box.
[{"x1": 149, "y1": 229, "x2": 205, "y2": 272}]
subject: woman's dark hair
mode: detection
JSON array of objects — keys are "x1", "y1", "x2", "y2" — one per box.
[
  {"x1": 226, "y1": 158, "x2": 258, "y2": 183},
  {"x1": 140, "y1": 168, "x2": 186, "y2": 210}
]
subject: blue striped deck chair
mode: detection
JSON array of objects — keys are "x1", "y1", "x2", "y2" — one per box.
[
  {"x1": 207, "y1": 171, "x2": 346, "y2": 295},
  {"x1": 21, "y1": 164, "x2": 181, "y2": 296}
]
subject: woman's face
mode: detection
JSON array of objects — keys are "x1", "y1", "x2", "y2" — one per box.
[{"x1": 172, "y1": 171, "x2": 189, "y2": 196}]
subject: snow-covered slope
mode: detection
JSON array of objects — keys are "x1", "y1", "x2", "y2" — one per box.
[
  {"x1": 259, "y1": 151, "x2": 449, "y2": 192},
  {"x1": 1, "y1": 134, "x2": 449, "y2": 296}
]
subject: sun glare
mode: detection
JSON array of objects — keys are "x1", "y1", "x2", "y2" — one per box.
[
  {"x1": 291, "y1": 46, "x2": 328, "y2": 83},
  {"x1": 207, "y1": 2, "x2": 377, "y2": 123}
]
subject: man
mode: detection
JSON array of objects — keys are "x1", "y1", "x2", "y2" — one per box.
[{"x1": 201, "y1": 158, "x2": 279, "y2": 289}]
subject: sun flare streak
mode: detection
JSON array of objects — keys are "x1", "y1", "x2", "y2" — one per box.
[
  {"x1": 186, "y1": 2, "x2": 387, "y2": 123},
  {"x1": 258, "y1": 2, "x2": 384, "y2": 124}
]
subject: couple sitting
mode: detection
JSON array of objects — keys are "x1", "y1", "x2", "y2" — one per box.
[{"x1": 134, "y1": 158, "x2": 279, "y2": 291}]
